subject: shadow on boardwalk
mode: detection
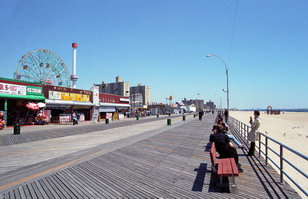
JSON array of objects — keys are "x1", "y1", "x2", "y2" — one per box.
[{"x1": 0, "y1": 114, "x2": 300, "y2": 198}]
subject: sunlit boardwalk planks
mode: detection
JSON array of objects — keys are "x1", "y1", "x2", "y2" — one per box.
[{"x1": 0, "y1": 114, "x2": 300, "y2": 198}]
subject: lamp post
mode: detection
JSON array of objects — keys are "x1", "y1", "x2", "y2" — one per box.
[
  {"x1": 205, "y1": 54, "x2": 229, "y2": 111},
  {"x1": 214, "y1": 93, "x2": 222, "y2": 111}
]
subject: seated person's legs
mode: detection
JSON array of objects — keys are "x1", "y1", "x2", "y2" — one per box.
[{"x1": 227, "y1": 134, "x2": 243, "y2": 147}]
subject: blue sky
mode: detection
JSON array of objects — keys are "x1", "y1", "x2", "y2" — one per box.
[{"x1": 0, "y1": 0, "x2": 307, "y2": 109}]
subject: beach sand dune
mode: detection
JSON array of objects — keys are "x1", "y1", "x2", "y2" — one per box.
[{"x1": 230, "y1": 111, "x2": 308, "y2": 198}]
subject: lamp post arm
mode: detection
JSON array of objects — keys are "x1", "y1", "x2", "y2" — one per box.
[
  {"x1": 209, "y1": 55, "x2": 228, "y2": 72},
  {"x1": 206, "y1": 54, "x2": 230, "y2": 111}
]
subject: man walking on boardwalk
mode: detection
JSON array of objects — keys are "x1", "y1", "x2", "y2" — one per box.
[
  {"x1": 198, "y1": 110, "x2": 203, "y2": 120},
  {"x1": 224, "y1": 109, "x2": 229, "y2": 123}
]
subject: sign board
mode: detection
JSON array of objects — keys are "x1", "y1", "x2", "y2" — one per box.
[
  {"x1": 106, "y1": 113, "x2": 113, "y2": 119},
  {"x1": 49, "y1": 91, "x2": 90, "y2": 102},
  {"x1": 0, "y1": 83, "x2": 26, "y2": 96},
  {"x1": 92, "y1": 86, "x2": 99, "y2": 106},
  {"x1": 26, "y1": 86, "x2": 42, "y2": 96},
  {"x1": 59, "y1": 114, "x2": 71, "y2": 124},
  {"x1": 49, "y1": 91, "x2": 61, "y2": 100},
  {"x1": 92, "y1": 107, "x2": 99, "y2": 122}
]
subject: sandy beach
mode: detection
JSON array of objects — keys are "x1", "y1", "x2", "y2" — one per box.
[{"x1": 230, "y1": 111, "x2": 308, "y2": 198}]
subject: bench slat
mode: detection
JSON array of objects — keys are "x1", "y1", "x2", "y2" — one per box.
[
  {"x1": 227, "y1": 159, "x2": 233, "y2": 175},
  {"x1": 210, "y1": 141, "x2": 239, "y2": 177},
  {"x1": 217, "y1": 158, "x2": 238, "y2": 176},
  {"x1": 210, "y1": 142, "x2": 216, "y2": 166},
  {"x1": 230, "y1": 157, "x2": 239, "y2": 176}
]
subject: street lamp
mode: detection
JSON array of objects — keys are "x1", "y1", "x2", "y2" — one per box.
[
  {"x1": 205, "y1": 54, "x2": 229, "y2": 111},
  {"x1": 214, "y1": 93, "x2": 222, "y2": 111}
]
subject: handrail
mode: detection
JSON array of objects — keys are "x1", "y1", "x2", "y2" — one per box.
[{"x1": 228, "y1": 116, "x2": 308, "y2": 197}]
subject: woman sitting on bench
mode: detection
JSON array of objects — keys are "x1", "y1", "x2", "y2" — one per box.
[{"x1": 210, "y1": 124, "x2": 243, "y2": 172}]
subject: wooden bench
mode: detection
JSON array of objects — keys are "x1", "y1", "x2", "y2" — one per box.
[{"x1": 210, "y1": 142, "x2": 239, "y2": 187}]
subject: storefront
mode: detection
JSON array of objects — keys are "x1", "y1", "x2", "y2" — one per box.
[
  {"x1": 0, "y1": 77, "x2": 45, "y2": 126},
  {"x1": 43, "y1": 85, "x2": 93, "y2": 124},
  {"x1": 98, "y1": 93, "x2": 130, "y2": 121}
]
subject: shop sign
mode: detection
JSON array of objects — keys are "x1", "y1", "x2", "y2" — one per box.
[
  {"x1": 49, "y1": 91, "x2": 61, "y2": 100},
  {"x1": 26, "y1": 86, "x2": 42, "y2": 96},
  {"x1": 49, "y1": 91, "x2": 90, "y2": 102},
  {"x1": 59, "y1": 114, "x2": 71, "y2": 124},
  {"x1": 106, "y1": 113, "x2": 113, "y2": 119},
  {"x1": 0, "y1": 82, "x2": 26, "y2": 96},
  {"x1": 93, "y1": 86, "x2": 99, "y2": 106}
]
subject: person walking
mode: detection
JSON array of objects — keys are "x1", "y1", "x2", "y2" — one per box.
[
  {"x1": 247, "y1": 110, "x2": 261, "y2": 156},
  {"x1": 198, "y1": 111, "x2": 203, "y2": 120},
  {"x1": 224, "y1": 109, "x2": 229, "y2": 123},
  {"x1": 72, "y1": 112, "x2": 78, "y2": 125}
]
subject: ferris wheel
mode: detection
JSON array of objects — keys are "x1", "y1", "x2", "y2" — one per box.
[{"x1": 14, "y1": 49, "x2": 71, "y2": 87}]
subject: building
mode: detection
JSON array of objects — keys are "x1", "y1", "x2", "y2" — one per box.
[
  {"x1": 95, "y1": 76, "x2": 130, "y2": 97},
  {"x1": 43, "y1": 85, "x2": 93, "y2": 123},
  {"x1": 148, "y1": 103, "x2": 166, "y2": 115},
  {"x1": 182, "y1": 98, "x2": 204, "y2": 112},
  {"x1": 98, "y1": 93, "x2": 130, "y2": 121},
  {"x1": 205, "y1": 100, "x2": 216, "y2": 110},
  {"x1": 0, "y1": 77, "x2": 45, "y2": 126},
  {"x1": 130, "y1": 84, "x2": 150, "y2": 108}
]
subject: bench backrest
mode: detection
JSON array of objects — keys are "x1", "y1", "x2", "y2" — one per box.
[{"x1": 210, "y1": 142, "x2": 217, "y2": 166}]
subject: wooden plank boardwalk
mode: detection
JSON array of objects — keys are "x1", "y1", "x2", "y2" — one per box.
[
  {"x1": 0, "y1": 115, "x2": 178, "y2": 147},
  {"x1": 0, "y1": 114, "x2": 300, "y2": 198}
]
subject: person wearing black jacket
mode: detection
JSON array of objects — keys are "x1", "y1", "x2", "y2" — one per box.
[
  {"x1": 210, "y1": 124, "x2": 243, "y2": 172},
  {"x1": 198, "y1": 111, "x2": 203, "y2": 120}
]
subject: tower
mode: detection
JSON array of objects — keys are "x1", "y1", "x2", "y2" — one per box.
[{"x1": 71, "y1": 43, "x2": 79, "y2": 88}]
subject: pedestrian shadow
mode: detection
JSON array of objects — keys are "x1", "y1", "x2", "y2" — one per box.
[
  {"x1": 192, "y1": 163, "x2": 210, "y2": 192},
  {"x1": 192, "y1": 162, "x2": 231, "y2": 193}
]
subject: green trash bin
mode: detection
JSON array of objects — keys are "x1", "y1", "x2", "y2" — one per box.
[
  {"x1": 136, "y1": 116, "x2": 139, "y2": 120},
  {"x1": 14, "y1": 125, "x2": 20, "y2": 135},
  {"x1": 167, "y1": 118, "x2": 171, "y2": 125},
  {"x1": 183, "y1": 115, "x2": 186, "y2": 121},
  {"x1": 105, "y1": 119, "x2": 109, "y2": 124}
]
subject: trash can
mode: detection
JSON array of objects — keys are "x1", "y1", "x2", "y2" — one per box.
[
  {"x1": 136, "y1": 116, "x2": 139, "y2": 120},
  {"x1": 157, "y1": 114, "x2": 159, "y2": 118},
  {"x1": 167, "y1": 118, "x2": 171, "y2": 125},
  {"x1": 194, "y1": 114, "x2": 196, "y2": 118},
  {"x1": 14, "y1": 125, "x2": 20, "y2": 135},
  {"x1": 105, "y1": 119, "x2": 109, "y2": 124},
  {"x1": 183, "y1": 115, "x2": 186, "y2": 121}
]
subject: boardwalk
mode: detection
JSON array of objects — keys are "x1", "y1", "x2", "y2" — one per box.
[{"x1": 0, "y1": 114, "x2": 300, "y2": 198}]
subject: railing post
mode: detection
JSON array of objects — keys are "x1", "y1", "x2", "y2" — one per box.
[
  {"x1": 259, "y1": 133, "x2": 261, "y2": 158},
  {"x1": 238, "y1": 121, "x2": 240, "y2": 133},
  {"x1": 245, "y1": 125, "x2": 248, "y2": 142},
  {"x1": 245, "y1": 125, "x2": 248, "y2": 144},
  {"x1": 265, "y1": 137, "x2": 268, "y2": 165},
  {"x1": 280, "y1": 145, "x2": 284, "y2": 184}
]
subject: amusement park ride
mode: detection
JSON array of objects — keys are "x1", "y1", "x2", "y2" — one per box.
[
  {"x1": 267, "y1": 106, "x2": 281, "y2": 115},
  {"x1": 14, "y1": 43, "x2": 78, "y2": 88}
]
